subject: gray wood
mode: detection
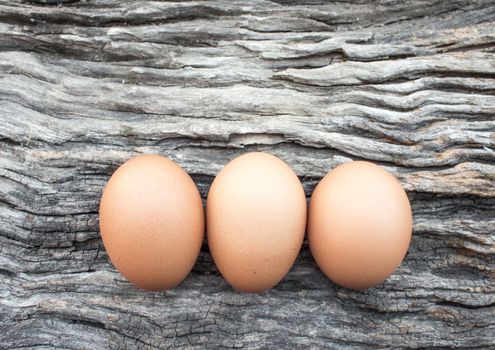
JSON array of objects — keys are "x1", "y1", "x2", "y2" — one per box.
[{"x1": 1, "y1": 0, "x2": 494, "y2": 349}]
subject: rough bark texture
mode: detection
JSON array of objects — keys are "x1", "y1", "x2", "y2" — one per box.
[{"x1": 0, "y1": 0, "x2": 494, "y2": 349}]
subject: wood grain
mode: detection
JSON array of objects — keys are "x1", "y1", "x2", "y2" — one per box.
[{"x1": 0, "y1": 0, "x2": 494, "y2": 349}]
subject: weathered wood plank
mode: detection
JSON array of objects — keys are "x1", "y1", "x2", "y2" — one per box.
[{"x1": 0, "y1": 0, "x2": 494, "y2": 349}]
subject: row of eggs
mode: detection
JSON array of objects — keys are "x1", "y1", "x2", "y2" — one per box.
[{"x1": 99, "y1": 152, "x2": 412, "y2": 292}]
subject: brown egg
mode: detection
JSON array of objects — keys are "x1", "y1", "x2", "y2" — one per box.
[
  {"x1": 308, "y1": 161, "x2": 412, "y2": 289},
  {"x1": 206, "y1": 152, "x2": 306, "y2": 293},
  {"x1": 99, "y1": 154, "x2": 204, "y2": 291}
]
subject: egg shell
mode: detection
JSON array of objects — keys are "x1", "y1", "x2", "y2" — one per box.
[
  {"x1": 99, "y1": 154, "x2": 204, "y2": 291},
  {"x1": 206, "y1": 152, "x2": 307, "y2": 293},
  {"x1": 308, "y1": 161, "x2": 412, "y2": 290}
]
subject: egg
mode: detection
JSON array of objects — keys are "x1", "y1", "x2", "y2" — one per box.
[
  {"x1": 307, "y1": 161, "x2": 412, "y2": 289},
  {"x1": 206, "y1": 152, "x2": 306, "y2": 292},
  {"x1": 99, "y1": 154, "x2": 204, "y2": 291}
]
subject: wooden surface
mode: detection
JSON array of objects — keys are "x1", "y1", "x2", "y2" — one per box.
[{"x1": 1, "y1": 0, "x2": 494, "y2": 349}]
